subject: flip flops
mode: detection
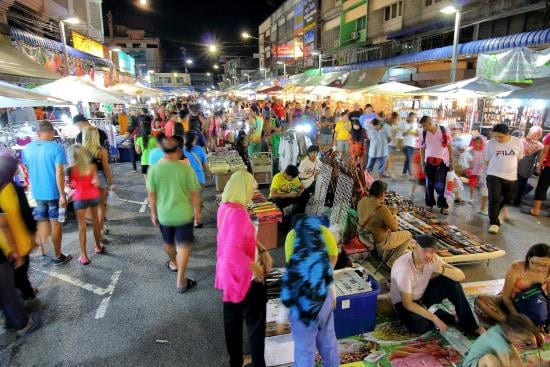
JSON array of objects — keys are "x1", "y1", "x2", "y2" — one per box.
[
  {"x1": 520, "y1": 209, "x2": 540, "y2": 217},
  {"x1": 165, "y1": 261, "x2": 177, "y2": 272},
  {"x1": 177, "y1": 278, "x2": 197, "y2": 294}
]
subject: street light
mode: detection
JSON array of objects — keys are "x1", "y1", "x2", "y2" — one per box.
[
  {"x1": 208, "y1": 44, "x2": 218, "y2": 53},
  {"x1": 440, "y1": 5, "x2": 461, "y2": 82},
  {"x1": 241, "y1": 32, "x2": 259, "y2": 40},
  {"x1": 59, "y1": 16, "x2": 80, "y2": 74},
  {"x1": 186, "y1": 59, "x2": 193, "y2": 65},
  {"x1": 277, "y1": 61, "x2": 287, "y2": 79},
  {"x1": 213, "y1": 64, "x2": 219, "y2": 70},
  {"x1": 139, "y1": 0, "x2": 147, "y2": 5},
  {"x1": 206, "y1": 72, "x2": 211, "y2": 76}
]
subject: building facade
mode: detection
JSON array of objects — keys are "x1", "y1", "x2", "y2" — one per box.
[
  {"x1": 150, "y1": 72, "x2": 191, "y2": 90},
  {"x1": 190, "y1": 72, "x2": 214, "y2": 91},
  {"x1": 0, "y1": 0, "x2": 104, "y2": 41},
  {"x1": 110, "y1": 25, "x2": 162, "y2": 78}
]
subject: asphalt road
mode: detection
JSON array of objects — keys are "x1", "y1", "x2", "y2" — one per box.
[{"x1": 1, "y1": 160, "x2": 549, "y2": 366}]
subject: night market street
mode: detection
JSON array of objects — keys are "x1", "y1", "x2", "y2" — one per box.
[{"x1": 1, "y1": 160, "x2": 548, "y2": 367}]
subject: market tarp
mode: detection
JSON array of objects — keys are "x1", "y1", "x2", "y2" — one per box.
[
  {"x1": 354, "y1": 81, "x2": 420, "y2": 96},
  {"x1": 0, "y1": 80, "x2": 69, "y2": 108},
  {"x1": 476, "y1": 47, "x2": 550, "y2": 83},
  {"x1": 344, "y1": 68, "x2": 386, "y2": 90},
  {"x1": 0, "y1": 41, "x2": 59, "y2": 80},
  {"x1": 109, "y1": 82, "x2": 165, "y2": 97},
  {"x1": 33, "y1": 76, "x2": 126, "y2": 104},
  {"x1": 407, "y1": 77, "x2": 519, "y2": 98},
  {"x1": 301, "y1": 71, "x2": 349, "y2": 87},
  {"x1": 501, "y1": 78, "x2": 550, "y2": 100}
]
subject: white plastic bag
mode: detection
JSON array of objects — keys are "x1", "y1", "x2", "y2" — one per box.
[{"x1": 107, "y1": 190, "x2": 122, "y2": 207}]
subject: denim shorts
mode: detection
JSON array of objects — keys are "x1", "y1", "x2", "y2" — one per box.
[
  {"x1": 34, "y1": 200, "x2": 60, "y2": 221},
  {"x1": 320, "y1": 134, "x2": 333, "y2": 145},
  {"x1": 73, "y1": 197, "x2": 101, "y2": 210},
  {"x1": 159, "y1": 222, "x2": 194, "y2": 246}
]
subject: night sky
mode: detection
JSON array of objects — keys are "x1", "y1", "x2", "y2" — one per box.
[{"x1": 102, "y1": 0, "x2": 285, "y2": 72}]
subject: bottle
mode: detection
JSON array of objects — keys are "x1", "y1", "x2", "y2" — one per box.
[{"x1": 58, "y1": 207, "x2": 66, "y2": 223}]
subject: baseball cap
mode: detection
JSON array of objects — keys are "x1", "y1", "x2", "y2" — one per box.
[
  {"x1": 414, "y1": 234, "x2": 438, "y2": 249},
  {"x1": 72, "y1": 114, "x2": 88, "y2": 124}
]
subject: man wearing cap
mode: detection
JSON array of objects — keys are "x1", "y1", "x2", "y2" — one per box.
[
  {"x1": 22, "y1": 121, "x2": 72, "y2": 265},
  {"x1": 390, "y1": 234, "x2": 484, "y2": 335},
  {"x1": 74, "y1": 114, "x2": 109, "y2": 150}
]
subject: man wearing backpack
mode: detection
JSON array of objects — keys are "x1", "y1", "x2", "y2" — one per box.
[{"x1": 419, "y1": 116, "x2": 453, "y2": 215}]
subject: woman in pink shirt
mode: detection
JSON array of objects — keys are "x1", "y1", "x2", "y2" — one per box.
[
  {"x1": 215, "y1": 170, "x2": 272, "y2": 367},
  {"x1": 67, "y1": 145, "x2": 106, "y2": 265}
]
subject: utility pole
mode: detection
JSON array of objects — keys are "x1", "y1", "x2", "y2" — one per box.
[{"x1": 106, "y1": 11, "x2": 114, "y2": 41}]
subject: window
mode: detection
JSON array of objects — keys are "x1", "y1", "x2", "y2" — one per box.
[
  {"x1": 356, "y1": 16, "x2": 366, "y2": 31},
  {"x1": 163, "y1": 77, "x2": 172, "y2": 84},
  {"x1": 176, "y1": 77, "x2": 184, "y2": 84},
  {"x1": 132, "y1": 43, "x2": 140, "y2": 48},
  {"x1": 384, "y1": 1, "x2": 403, "y2": 21},
  {"x1": 425, "y1": 0, "x2": 441, "y2": 6}
]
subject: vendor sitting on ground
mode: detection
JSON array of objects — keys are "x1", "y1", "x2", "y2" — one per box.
[
  {"x1": 390, "y1": 234, "x2": 485, "y2": 336},
  {"x1": 270, "y1": 165, "x2": 308, "y2": 215},
  {"x1": 475, "y1": 243, "x2": 549, "y2": 332},
  {"x1": 358, "y1": 180, "x2": 412, "y2": 265}
]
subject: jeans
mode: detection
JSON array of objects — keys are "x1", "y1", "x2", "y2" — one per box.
[
  {"x1": 223, "y1": 282, "x2": 267, "y2": 367},
  {"x1": 402, "y1": 146, "x2": 415, "y2": 175},
  {"x1": 0, "y1": 261, "x2": 28, "y2": 330},
  {"x1": 424, "y1": 162, "x2": 449, "y2": 209},
  {"x1": 290, "y1": 295, "x2": 340, "y2": 367},
  {"x1": 272, "y1": 194, "x2": 309, "y2": 215},
  {"x1": 336, "y1": 140, "x2": 349, "y2": 153},
  {"x1": 394, "y1": 276, "x2": 479, "y2": 334},
  {"x1": 486, "y1": 175, "x2": 516, "y2": 226},
  {"x1": 367, "y1": 156, "x2": 387, "y2": 175}
]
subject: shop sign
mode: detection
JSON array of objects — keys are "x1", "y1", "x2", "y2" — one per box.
[
  {"x1": 272, "y1": 44, "x2": 295, "y2": 58},
  {"x1": 72, "y1": 31, "x2": 104, "y2": 59},
  {"x1": 294, "y1": 0, "x2": 304, "y2": 37},
  {"x1": 476, "y1": 47, "x2": 550, "y2": 83},
  {"x1": 117, "y1": 50, "x2": 136, "y2": 75}
]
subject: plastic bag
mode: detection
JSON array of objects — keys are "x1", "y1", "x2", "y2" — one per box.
[
  {"x1": 458, "y1": 150, "x2": 472, "y2": 170},
  {"x1": 446, "y1": 171, "x2": 463, "y2": 195},
  {"x1": 364, "y1": 170, "x2": 374, "y2": 190},
  {"x1": 107, "y1": 190, "x2": 122, "y2": 207}
]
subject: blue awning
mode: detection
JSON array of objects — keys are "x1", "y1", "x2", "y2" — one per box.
[
  {"x1": 323, "y1": 29, "x2": 550, "y2": 73},
  {"x1": 388, "y1": 19, "x2": 450, "y2": 39},
  {"x1": 10, "y1": 27, "x2": 112, "y2": 68}
]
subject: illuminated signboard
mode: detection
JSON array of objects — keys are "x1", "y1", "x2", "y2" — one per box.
[
  {"x1": 117, "y1": 50, "x2": 135, "y2": 75},
  {"x1": 72, "y1": 31, "x2": 104, "y2": 58}
]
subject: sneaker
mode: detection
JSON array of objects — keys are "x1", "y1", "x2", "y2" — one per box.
[
  {"x1": 16, "y1": 313, "x2": 42, "y2": 338},
  {"x1": 488, "y1": 225, "x2": 500, "y2": 234},
  {"x1": 53, "y1": 254, "x2": 72, "y2": 266}
]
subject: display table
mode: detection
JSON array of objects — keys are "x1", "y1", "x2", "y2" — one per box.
[
  {"x1": 398, "y1": 209, "x2": 506, "y2": 264},
  {"x1": 208, "y1": 150, "x2": 246, "y2": 191}
]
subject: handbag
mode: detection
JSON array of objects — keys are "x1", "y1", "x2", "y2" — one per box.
[{"x1": 513, "y1": 284, "x2": 549, "y2": 327}]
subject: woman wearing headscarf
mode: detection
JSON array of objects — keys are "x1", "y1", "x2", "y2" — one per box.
[
  {"x1": 215, "y1": 170, "x2": 273, "y2": 367},
  {"x1": 0, "y1": 154, "x2": 38, "y2": 301},
  {"x1": 278, "y1": 215, "x2": 339, "y2": 367},
  {"x1": 513, "y1": 126, "x2": 543, "y2": 206}
]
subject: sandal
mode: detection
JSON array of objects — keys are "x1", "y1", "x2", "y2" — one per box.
[
  {"x1": 194, "y1": 223, "x2": 204, "y2": 229},
  {"x1": 94, "y1": 245, "x2": 107, "y2": 255},
  {"x1": 177, "y1": 278, "x2": 197, "y2": 294},
  {"x1": 440, "y1": 208, "x2": 450, "y2": 215},
  {"x1": 520, "y1": 209, "x2": 540, "y2": 217},
  {"x1": 165, "y1": 260, "x2": 177, "y2": 272},
  {"x1": 79, "y1": 256, "x2": 91, "y2": 265}
]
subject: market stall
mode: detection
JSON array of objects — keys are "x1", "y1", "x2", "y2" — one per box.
[{"x1": 208, "y1": 150, "x2": 247, "y2": 191}]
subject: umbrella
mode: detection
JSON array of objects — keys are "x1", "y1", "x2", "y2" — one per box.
[
  {"x1": 501, "y1": 78, "x2": 550, "y2": 100},
  {"x1": 407, "y1": 77, "x2": 519, "y2": 98},
  {"x1": 33, "y1": 76, "x2": 125, "y2": 104},
  {"x1": 0, "y1": 80, "x2": 69, "y2": 108},
  {"x1": 354, "y1": 81, "x2": 420, "y2": 96}
]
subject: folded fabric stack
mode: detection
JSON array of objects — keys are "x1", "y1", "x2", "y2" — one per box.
[{"x1": 247, "y1": 190, "x2": 283, "y2": 224}]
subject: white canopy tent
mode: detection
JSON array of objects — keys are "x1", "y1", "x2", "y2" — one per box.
[
  {"x1": 0, "y1": 80, "x2": 69, "y2": 108},
  {"x1": 33, "y1": 76, "x2": 126, "y2": 104},
  {"x1": 354, "y1": 81, "x2": 420, "y2": 96},
  {"x1": 407, "y1": 77, "x2": 520, "y2": 98},
  {"x1": 108, "y1": 82, "x2": 165, "y2": 97},
  {"x1": 501, "y1": 78, "x2": 550, "y2": 100}
]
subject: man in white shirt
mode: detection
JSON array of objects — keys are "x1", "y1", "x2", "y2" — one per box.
[
  {"x1": 400, "y1": 112, "x2": 418, "y2": 176},
  {"x1": 390, "y1": 235, "x2": 483, "y2": 335},
  {"x1": 484, "y1": 123, "x2": 524, "y2": 234},
  {"x1": 298, "y1": 145, "x2": 322, "y2": 200}
]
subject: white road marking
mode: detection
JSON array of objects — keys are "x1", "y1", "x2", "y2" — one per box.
[
  {"x1": 33, "y1": 268, "x2": 122, "y2": 320},
  {"x1": 139, "y1": 197, "x2": 149, "y2": 213},
  {"x1": 95, "y1": 271, "x2": 121, "y2": 320}
]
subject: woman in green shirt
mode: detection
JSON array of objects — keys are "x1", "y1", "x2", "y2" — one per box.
[{"x1": 135, "y1": 120, "x2": 157, "y2": 180}]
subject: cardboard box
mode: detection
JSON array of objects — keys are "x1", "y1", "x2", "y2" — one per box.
[
  {"x1": 257, "y1": 221, "x2": 278, "y2": 249},
  {"x1": 215, "y1": 173, "x2": 231, "y2": 192}
]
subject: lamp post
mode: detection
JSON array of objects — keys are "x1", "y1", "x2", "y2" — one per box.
[
  {"x1": 259, "y1": 68, "x2": 267, "y2": 79},
  {"x1": 59, "y1": 16, "x2": 79, "y2": 75},
  {"x1": 244, "y1": 73, "x2": 250, "y2": 82},
  {"x1": 277, "y1": 61, "x2": 286, "y2": 80},
  {"x1": 441, "y1": 5, "x2": 461, "y2": 82}
]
